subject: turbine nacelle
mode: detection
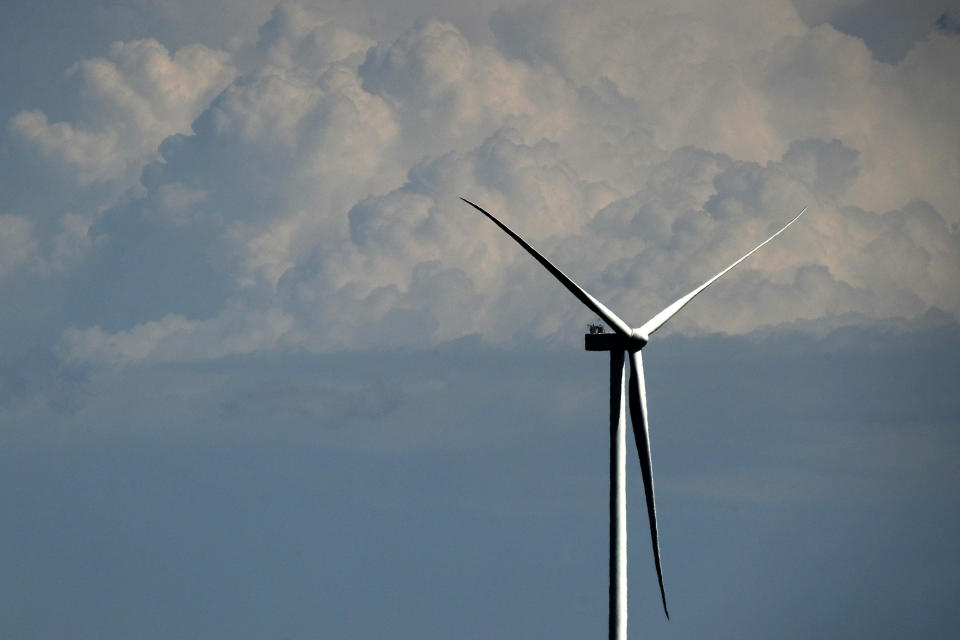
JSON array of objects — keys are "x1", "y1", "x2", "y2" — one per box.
[{"x1": 584, "y1": 328, "x2": 647, "y2": 351}]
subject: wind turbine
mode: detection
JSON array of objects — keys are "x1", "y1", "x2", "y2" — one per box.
[{"x1": 459, "y1": 197, "x2": 806, "y2": 638}]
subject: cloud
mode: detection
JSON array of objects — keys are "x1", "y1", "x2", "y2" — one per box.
[
  {"x1": 7, "y1": 111, "x2": 125, "y2": 188},
  {"x1": 0, "y1": 36, "x2": 235, "y2": 283},
  {"x1": 252, "y1": 2, "x2": 375, "y2": 71},
  {"x1": 0, "y1": 214, "x2": 36, "y2": 278},
  {"x1": 7, "y1": 39, "x2": 235, "y2": 195},
  {"x1": 359, "y1": 19, "x2": 556, "y2": 153},
  {"x1": 780, "y1": 138, "x2": 860, "y2": 199},
  {"x1": 492, "y1": 0, "x2": 805, "y2": 162},
  {"x1": 763, "y1": 24, "x2": 960, "y2": 219},
  {"x1": 60, "y1": 309, "x2": 296, "y2": 364},
  {"x1": 1, "y1": 1, "x2": 957, "y2": 363},
  {"x1": 490, "y1": 1, "x2": 960, "y2": 219}
]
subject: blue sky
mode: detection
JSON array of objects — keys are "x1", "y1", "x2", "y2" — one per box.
[{"x1": 2, "y1": 1, "x2": 959, "y2": 638}]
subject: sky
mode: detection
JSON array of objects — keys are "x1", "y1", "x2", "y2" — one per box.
[{"x1": 1, "y1": 0, "x2": 959, "y2": 637}]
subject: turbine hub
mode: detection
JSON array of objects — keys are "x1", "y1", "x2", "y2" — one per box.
[{"x1": 628, "y1": 329, "x2": 649, "y2": 351}]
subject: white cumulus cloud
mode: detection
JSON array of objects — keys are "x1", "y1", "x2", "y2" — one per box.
[{"x1": 0, "y1": 1, "x2": 954, "y2": 363}]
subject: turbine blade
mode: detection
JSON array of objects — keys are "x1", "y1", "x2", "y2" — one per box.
[
  {"x1": 460, "y1": 197, "x2": 633, "y2": 337},
  {"x1": 628, "y1": 350, "x2": 669, "y2": 619},
  {"x1": 638, "y1": 207, "x2": 807, "y2": 338}
]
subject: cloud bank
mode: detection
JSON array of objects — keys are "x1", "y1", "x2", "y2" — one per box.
[{"x1": 2, "y1": 0, "x2": 958, "y2": 362}]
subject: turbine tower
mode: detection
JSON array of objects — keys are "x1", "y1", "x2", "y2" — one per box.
[{"x1": 460, "y1": 197, "x2": 806, "y2": 638}]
